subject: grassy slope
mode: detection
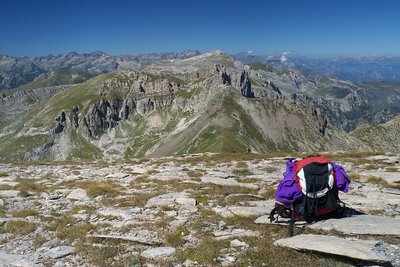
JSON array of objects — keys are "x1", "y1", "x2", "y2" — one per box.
[{"x1": 350, "y1": 115, "x2": 400, "y2": 151}]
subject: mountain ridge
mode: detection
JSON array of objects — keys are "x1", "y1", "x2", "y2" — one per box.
[{"x1": 0, "y1": 51, "x2": 399, "y2": 162}]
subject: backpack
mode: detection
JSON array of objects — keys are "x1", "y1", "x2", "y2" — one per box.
[
  {"x1": 293, "y1": 156, "x2": 339, "y2": 222},
  {"x1": 269, "y1": 156, "x2": 341, "y2": 235}
]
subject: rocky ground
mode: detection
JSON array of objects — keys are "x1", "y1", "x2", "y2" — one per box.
[{"x1": 0, "y1": 152, "x2": 399, "y2": 267}]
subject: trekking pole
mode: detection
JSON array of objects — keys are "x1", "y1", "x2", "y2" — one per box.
[{"x1": 288, "y1": 203, "x2": 295, "y2": 237}]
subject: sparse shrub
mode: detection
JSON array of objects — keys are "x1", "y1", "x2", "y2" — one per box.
[{"x1": 0, "y1": 172, "x2": 9, "y2": 177}]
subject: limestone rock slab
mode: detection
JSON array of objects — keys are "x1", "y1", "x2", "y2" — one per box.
[
  {"x1": 201, "y1": 177, "x2": 259, "y2": 190},
  {"x1": 213, "y1": 228, "x2": 259, "y2": 240},
  {"x1": 274, "y1": 234, "x2": 397, "y2": 264},
  {"x1": 141, "y1": 247, "x2": 175, "y2": 258},
  {"x1": 0, "y1": 190, "x2": 19, "y2": 198},
  {"x1": 0, "y1": 251, "x2": 39, "y2": 267},
  {"x1": 44, "y1": 246, "x2": 75, "y2": 259},
  {"x1": 309, "y1": 215, "x2": 400, "y2": 236},
  {"x1": 228, "y1": 206, "x2": 268, "y2": 217}
]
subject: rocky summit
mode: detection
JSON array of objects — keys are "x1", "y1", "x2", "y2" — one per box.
[
  {"x1": 1, "y1": 51, "x2": 400, "y2": 162},
  {"x1": 0, "y1": 152, "x2": 399, "y2": 266}
]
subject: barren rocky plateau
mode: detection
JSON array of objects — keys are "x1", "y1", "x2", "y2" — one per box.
[{"x1": 0, "y1": 152, "x2": 399, "y2": 267}]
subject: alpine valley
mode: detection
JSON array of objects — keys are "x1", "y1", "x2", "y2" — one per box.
[{"x1": 1, "y1": 50, "x2": 399, "y2": 162}]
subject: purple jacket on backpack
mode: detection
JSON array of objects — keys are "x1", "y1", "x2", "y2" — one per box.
[{"x1": 275, "y1": 159, "x2": 350, "y2": 206}]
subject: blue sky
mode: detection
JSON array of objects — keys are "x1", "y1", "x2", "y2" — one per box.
[{"x1": 1, "y1": 0, "x2": 400, "y2": 56}]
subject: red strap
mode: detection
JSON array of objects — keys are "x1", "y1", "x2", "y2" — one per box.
[
  {"x1": 294, "y1": 156, "x2": 332, "y2": 174},
  {"x1": 294, "y1": 157, "x2": 332, "y2": 191}
]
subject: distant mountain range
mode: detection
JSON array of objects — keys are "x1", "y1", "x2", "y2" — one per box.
[
  {"x1": 233, "y1": 52, "x2": 400, "y2": 82},
  {"x1": 0, "y1": 50, "x2": 201, "y2": 90},
  {"x1": 1, "y1": 50, "x2": 399, "y2": 162},
  {"x1": 2, "y1": 50, "x2": 400, "y2": 91}
]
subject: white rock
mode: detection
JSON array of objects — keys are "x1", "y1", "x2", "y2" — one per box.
[
  {"x1": 66, "y1": 188, "x2": 89, "y2": 200},
  {"x1": 0, "y1": 198, "x2": 4, "y2": 207},
  {"x1": 0, "y1": 190, "x2": 19, "y2": 198},
  {"x1": 230, "y1": 239, "x2": 249, "y2": 248},
  {"x1": 141, "y1": 247, "x2": 175, "y2": 258}
]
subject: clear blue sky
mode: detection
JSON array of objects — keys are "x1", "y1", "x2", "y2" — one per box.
[{"x1": 1, "y1": 0, "x2": 400, "y2": 57}]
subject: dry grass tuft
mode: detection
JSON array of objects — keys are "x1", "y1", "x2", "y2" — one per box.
[{"x1": 75, "y1": 181, "x2": 123, "y2": 198}]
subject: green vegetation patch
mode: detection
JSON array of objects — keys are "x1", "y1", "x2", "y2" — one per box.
[
  {"x1": 68, "y1": 130, "x2": 102, "y2": 159},
  {"x1": 4, "y1": 220, "x2": 37, "y2": 236}
]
